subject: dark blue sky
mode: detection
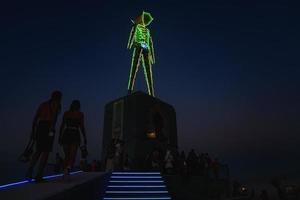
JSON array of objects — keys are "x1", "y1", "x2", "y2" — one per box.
[{"x1": 0, "y1": 0, "x2": 300, "y2": 182}]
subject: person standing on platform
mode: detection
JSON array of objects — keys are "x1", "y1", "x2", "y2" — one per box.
[
  {"x1": 164, "y1": 149, "x2": 174, "y2": 174},
  {"x1": 113, "y1": 139, "x2": 124, "y2": 170},
  {"x1": 26, "y1": 91, "x2": 62, "y2": 182},
  {"x1": 105, "y1": 139, "x2": 116, "y2": 171},
  {"x1": 54, "y1": 152, "x2": 63, "y2": 173},
  {"x1": 59, "y1": 100, "x2": 87, "y2": 178}
]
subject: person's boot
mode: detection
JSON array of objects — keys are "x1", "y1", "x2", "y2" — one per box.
[
  {"x1": 35, "y1": 165, "x2": 46, "y2": 183},
  {"x1": 63, "y1": 167, "x2": 69, "y2": 176},
  {"x1": 26, "y1": 167, "x2": 34, "y2": 181},
  {"x1": 34, "y1": 175, "x2": 45, "y2": 183},
  {"x1": 128, "y1": 90, "x2": 132, "y2": 95},
  {"x1": 63, "y1": 166, "x2": 71, "y2": 181},
  {"x1": 34, "y1": 169, "x2": 45, "y2": 183}
]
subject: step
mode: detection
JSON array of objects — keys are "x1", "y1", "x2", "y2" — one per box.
[
  {"x1": 103, "y1": 198, "x2": 171, "y2": 200},
  {"x1": 103, "y1": 171, "x2": 172, "y2": 200}
]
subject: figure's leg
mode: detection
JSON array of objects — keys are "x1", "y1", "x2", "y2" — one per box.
[
  {"x1": 142, "y1": 53, "x2": 154, "y2": 96},
  {"x1": 127, "y1": 47, "x2": 143, "y2": 94},
  {"x1": 69, "y1": 144, "x2": 78, "y2": 168},
  {"x1": 63, "y1": 144, "x2": 71, "y2": 175},
  {"x1": 26, "y1": 150, "x2": 41, "y2": 179},
  {"x1": 35, "y1": 152, "x2": 49, "y2": 181}
]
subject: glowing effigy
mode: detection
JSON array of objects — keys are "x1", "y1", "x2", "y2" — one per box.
[{"x1": 127, "y1": 11, "x2": 155, "y2": 97}]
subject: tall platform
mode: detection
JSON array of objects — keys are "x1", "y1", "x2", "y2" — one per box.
[{"x1": 102, "y1": 91, "x2": 178, "y2": 169}]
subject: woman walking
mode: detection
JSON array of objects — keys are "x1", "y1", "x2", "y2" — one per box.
[
  {"x1": 26, "y1": 91, "x2": 62, "y2": 182},
  {"x1": 59, "y1": 100, "x2": 87, "y2": 177}
]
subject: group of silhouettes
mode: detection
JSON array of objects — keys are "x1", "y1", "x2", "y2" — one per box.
[
  {"x1": 25, "y1": 90, "x2": 87, "y2": 182},
  {"x1": 145, "y1": 148, "x2": 228, "y2": 179}
]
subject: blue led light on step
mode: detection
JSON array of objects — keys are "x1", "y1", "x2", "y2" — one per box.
[
  {"x1": 107, "y1": 185, "x2": 166, "y2": 188},
  {"x1": 112, "y1": 172, "x2": 160, "y2": 175},
  {"x1": 111, "y1": 176, "x2": 161, "y2": 179},
  {"x1": 109, "y1": 180, "x2": 163, "y2": 183},
  {"x1": 106, "y1": 191, "x2": 168, "y2": 194},
  {"x1": 103, "y1": 198, "x2": 171, "y2": 200},
  {"x1": 105, "y1": 171, "x2": 171, "y2": 200}
]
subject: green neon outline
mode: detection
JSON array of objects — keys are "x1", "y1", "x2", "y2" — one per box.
[
  {"x1": 149, "y1": 56, "x2": 154, "y2": 96},
  {"x1": 127, "y1": 26, "x2": 135, "y2": 49},
  {"x1": 150, "y1": 36, "x2": 155, "y2": 64},
  {"x1": 127, "y1": 48, "x2": 136, "y2": 90},
  {"x1": 141, "y1": 56, "x2": 151, "y2": 95},
  {"x1": 133, "y1": 50, "x2": 142, "y2": 89}
]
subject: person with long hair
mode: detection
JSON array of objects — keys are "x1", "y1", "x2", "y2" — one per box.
[
  {"x1": 26, "y1": 90, "x2": 62, "y2": 182},
  {"x1": 59, "y1": 100, "x2": 87, "y2": 177}
]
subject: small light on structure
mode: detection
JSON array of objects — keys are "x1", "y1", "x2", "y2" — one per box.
[
  {"x1": 240, "y1": 186, "x2": 249, "y2": 196},
  {"x1": 147, "y1": 131, "x2": 156, "y2": 139}
]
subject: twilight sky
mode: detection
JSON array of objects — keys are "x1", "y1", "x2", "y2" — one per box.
[{"x1": 0, "y1": 0, "x2": 300, "y2": 183}]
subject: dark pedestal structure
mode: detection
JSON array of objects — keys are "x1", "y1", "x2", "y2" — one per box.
[{"x1": 102, "y1": 91, "x2": 177, "y2": 169}]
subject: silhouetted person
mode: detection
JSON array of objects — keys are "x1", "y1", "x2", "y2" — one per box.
[
  {"x1": 96, "y1": 160, "x2": 102, "y2": 171},
  {"x1": 211, "y1": 158, "x2": 220, "y2": 180},
  {"x1": 187, "y1": 149, "x2": 197, "y2": 175},
  {"x1": 232, "y1": 180, "x2": 241, "y2": 197},
  {"x1": 178, "y1": 151, "x2": 188, "y2": 182},
  {"x1": 271, "y1": 178, "x2": 285, "y2": 200},
  {"x1": 179, "y1": 151, "x2": 186, "y2": 163},
  {"x1": 54, "y1": 152, "x2": 63, "y2": 173},
  {"x1": 80, "y1": 158, "x2": 88, "y2": 171},
  {"x1": 79, "y1": 144, "x2": 88, "y2": 171},
  {"x1": 26, "y1": 91, "x2": 62, "y2": 182},
  {"x1": 59, "y1": 100, "x2": 87, "y2": 178},
  {"x1": 164, "y1": 149, "x2": 174, "y2": 174},
  {"x1": 198, "y1": 153, "x2": 206, "y2": 176},
  {"x1": 178, "y1": 151, "x2": 186, "y2": 172},
  {"x1": 146, "y1": 148, "x2": 162, "y2": 171},
  {"x1": 204, "y1": 153, "x2": 212, "y2": 178},
  {"x1": 152, "y1": 150, "x2": 162, "y2": 170},
  {"x1": 123, "y1": 153, "x2": 130, "y2": 170},
  {"x1": 260, "y1": 190, "x2": 269, "y2": 200},
  {"x1": 250, "y1": 188, "x2": 255, "y2": 199},
  {"x1": 171, "y1": 149, "x2": 180, "y2": 174},
  {"x1": 113, "y1": 139, "x2": 124, "y2": 170},
  {"x1": 91, "y1": 160, "x2": 97, "y2": 171},
  {"x1": 105, "y1": 139, "x2": 116, "y2": 171}
]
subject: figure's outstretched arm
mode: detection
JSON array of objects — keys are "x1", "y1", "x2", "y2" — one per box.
[
  {"x1": 127, "y1": 26, "x2": 136, "y2": 49},
  {"x1": 150, "y1": 36, "x2": 155, "y2": 64}
]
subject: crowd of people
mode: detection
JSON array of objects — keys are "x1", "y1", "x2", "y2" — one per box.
[
  {"x1": 145, "y1": 148, "x2": 229, "y2": 180},
  {"x1": 102, "y1": 139, "x2": 229, "y2": 181}
]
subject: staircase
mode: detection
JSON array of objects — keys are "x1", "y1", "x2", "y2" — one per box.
[{"x1": 103, "y1": 171, "x2": 171, "y2": 200}]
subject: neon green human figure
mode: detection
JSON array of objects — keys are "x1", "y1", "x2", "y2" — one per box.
[{"x1": 127, "y1": 11, "x2": 155, "y2": 96}]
